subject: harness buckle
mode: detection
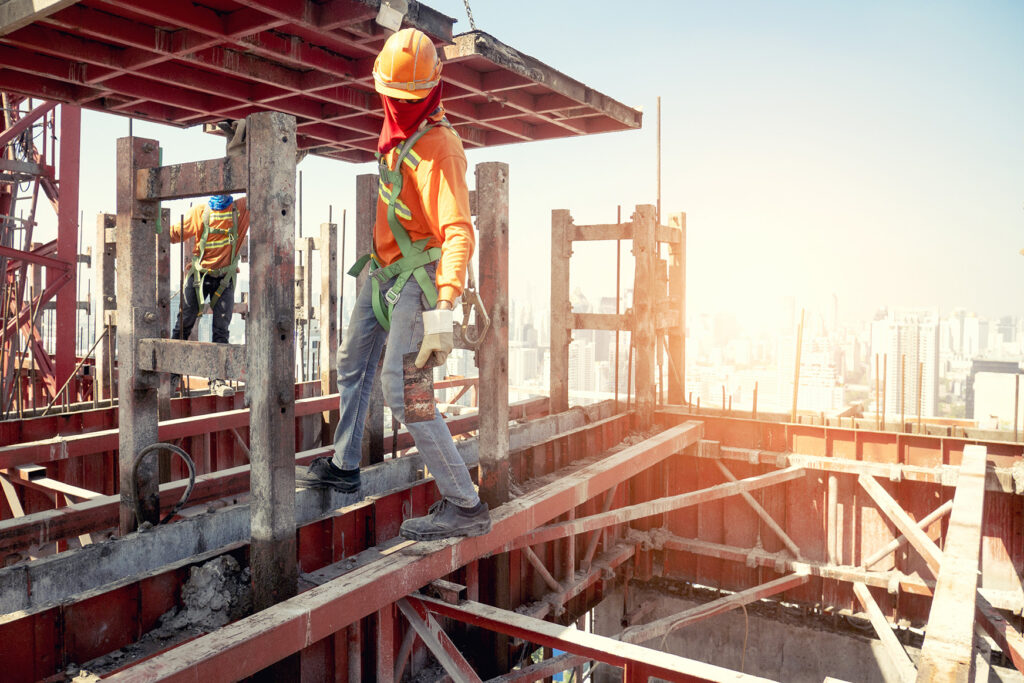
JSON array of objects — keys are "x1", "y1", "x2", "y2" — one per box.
[{"x1": 384, "y1": 288, "x2": 401, "y2": 306}]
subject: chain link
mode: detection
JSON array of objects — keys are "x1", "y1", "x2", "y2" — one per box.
[{"x1": 462, "y1": 0, "x2": 477, "y2": 30}]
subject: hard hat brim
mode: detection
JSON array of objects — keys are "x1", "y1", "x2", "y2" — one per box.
[{"x1": 375, "y1": 79, "x2": 436, "y2": 100}]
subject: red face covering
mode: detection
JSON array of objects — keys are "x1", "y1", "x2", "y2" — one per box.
[{"x1": 377, "y1": 84, "x2": 443, "y2": 155}]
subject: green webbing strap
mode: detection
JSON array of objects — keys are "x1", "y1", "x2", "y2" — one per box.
[{"x1": 351, "y1": 121, "x2": 451, "y2": 330}]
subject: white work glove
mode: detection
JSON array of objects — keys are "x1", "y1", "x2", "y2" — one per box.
[{"x1": 416, "y1": 308, "x2": 453, "y2": 369}]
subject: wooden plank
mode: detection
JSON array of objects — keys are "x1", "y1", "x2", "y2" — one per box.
[
  {"x1": 568, "y1": 223, "x2": 632, "y2": 242},
  {"x1": 655, "y1": 224, "x2": 683, "y2": 244},
  {"x1": 917, "y1": 445, "x2": 988, "y2": 683},
  {"x1": 853, "y1": 582, "x2": 916, "y2": 683},
  {"x1": 115, "y1": 135, "x2": 162, "y2": 532},
  {"x1": 319, "y1": 221, "x2": 338, "y2": 447},
  {"x1": 858, "y1": 473, "x2": 943, "y2": 573},
  {"x1": 246, "y1": 111, "x2": 298, "y2": 613},
  {"x1": 620, "y1": 573, "x2": 809, "y2": 644},
  {"x1": 549, "y1": 209, "x2": 571, "y2": 413},
  {"x1": 397, "y1": 599, "x2": 483, "y2": 683},
  {"x1": 666, "y1": 212, "x2": 685, "y2": 403},
  {"x1": 136, "y1": 339, "x2": 247, "y2": 380},
  {"x1": 572, "y1": 312, "x2": 631, "y2": 331},
  {"x1": 135, "y1": 156, "x2": 248, "y2": 201},
  {"x1": 476, "y1": 162, "x2": 510, "y2": 507}
]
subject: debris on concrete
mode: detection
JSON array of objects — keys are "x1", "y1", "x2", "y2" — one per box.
[{"x1": 71, "y1": 555, "x2": 251, "y2": 679}]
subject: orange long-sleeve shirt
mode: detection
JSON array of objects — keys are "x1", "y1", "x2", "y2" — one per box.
[
  {"x1": 375, "y1": 125, "x2": 474, "y2": 303},
  {"x1": 170, "y1": 197, "x2": 250, "y2": 272}
]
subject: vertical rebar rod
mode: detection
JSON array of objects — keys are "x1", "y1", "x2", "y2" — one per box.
[
  {"x1": 614, "y1": 205, "x2": 621, "y2": 413},
  {"x1": 917, "y1": 361, "x2": 924, "y2": 434},
  {"x1": 875, "y1": 353, "x2": 880, "y2": 430},
  {"x1": 1015, "y1": 374, "x2": 1020, "y2": 442},
  {"x1": 752, "y1": 381, "x2": 758, "y2": 419},
  {"x1": 626, "y1": 333, "x2": 634, "y2": 414},
  {"x1": 790, "y1": 308, "x2": 804, "y2": 423},
  {"x1": 881, "y1": 354, "x2": 888, "y2": 431},
  {"x1": 339, "y1": 208, "x2": 346, "y2": 344},
  {"x1": 656, "y1": 96, "x2": 661, "y2": 227}
]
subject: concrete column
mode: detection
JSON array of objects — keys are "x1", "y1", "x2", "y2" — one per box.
[
  {"x1": 549, "y1": 209, "x2": 572, "y2": 413},
  {"x1": 246, "y1": 111, "x2": 297, "y2": 612},
  {"x1": 632, "y1": 204, "x2": 657, "y2": 430},
  {"x1": 355, "y1": 173, "x2": 384, "y2": 465},
  {"x1": 115, "y1": 136, "x2": 161, "y2": 533}
]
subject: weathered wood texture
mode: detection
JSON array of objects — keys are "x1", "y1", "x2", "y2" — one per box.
[
  {"x1": 667, "y1": 212, "x2": 685, "y2": 404},
  {"x1": 245, "y1": 112, "x2": 298, "y2": 612},
  {"x1": 572, "y1": 313, "x2": 632, "y2": 332},
  {"x1": 853, "y1": 582, "x2": 916, "y2": 683},
  {"x1": 549, "y1": 209, "x2": 571, "y2": 413},
  {"x1": 917, "y1": 445, "x2": 988, "y2": 683},
  {"x1": 115, "y1": 136, "x2": 162, "y2": 533},
  {"x1": 632, "y1": 204, "x2": 658, "y2": 429},
  {"x1": 94, "y1": 213, "x2": 116, "y2": 400},
  {"x1": 355, "y1": 173, "x2": 384, "y2": 464},
  {"x1": 135, "y1": 156, "x2": 248, "y2": 201},
  {"x1": 320, "y1": 221, "x2": 338, "y2": 447},
  {"x1": 136, "y1": 339, "x2": 247, "y2": 380},
  {"x1": 476, "y1": 162, "x2": 510, "y2": 508}
]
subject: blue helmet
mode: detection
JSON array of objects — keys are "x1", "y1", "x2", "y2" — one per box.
[{"x1": 208, "y1": 195, "x2": 234, "y2": 211}]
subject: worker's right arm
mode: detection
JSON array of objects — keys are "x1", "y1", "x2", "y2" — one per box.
[{"x1": 170, "y1": 205, "x2": 204, "y2": 245}]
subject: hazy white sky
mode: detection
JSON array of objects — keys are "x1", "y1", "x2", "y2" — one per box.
[{"x1": 42, "y1": 1, "x2": 1024, "y2": 332}]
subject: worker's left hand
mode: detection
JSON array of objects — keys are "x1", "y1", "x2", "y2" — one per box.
[{"x1": 415, "y1": 308, "x2": 454, "y2": 369}]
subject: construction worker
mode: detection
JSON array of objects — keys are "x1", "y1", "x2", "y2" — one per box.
[
  {"x1": 169, "y1": 193, "x2": 249, "y2": 397},
  {"x1": 301, "y1": 28, "x2": 491, "y2": 541}
]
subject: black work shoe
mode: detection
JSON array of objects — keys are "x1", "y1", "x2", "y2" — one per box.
[
  {"x1": 298, "y1": 457, "x2": 361, "y2": 494},
  {"x1": 399, "y1": 499, "x2": 492, "y2": 541}
]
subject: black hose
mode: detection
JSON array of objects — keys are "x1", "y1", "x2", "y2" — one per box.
[{"x1": 131, "y1": 442, "x2": 196, "y2": 526}]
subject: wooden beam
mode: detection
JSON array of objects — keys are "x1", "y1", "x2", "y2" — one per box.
[
  {"x1": 620, "y1": 573, "x2": 809, "y2": 645},
  {"x1": 569, "y1": 223, "x2": 632, "y2": 242},
  {"x1": 572, "y1": 312, "x2": 632, "y2": 332},
  {"x1": 137, "y1": 338, "x2": 247, "y2": 381},
  {"x1": 916, "y1": 445, "x2": 988, "y2": 683},
  {"x1": 136, "y1": 156, "x2": 248, "y2": 201},
  {"x1": 853, "y1": 582, "x2": 916, "y2": 683},
  {"x1": 397, "y1": 599, "x2": 483, "y2": 683},
  {"x1": 0, "y1": 0, "x2": 79, "y2": 37},
  {"x1": 715, "y1": 460, "x2": 802, "y2": 559},
  {"x1": 858, "y1": 473, "x2": 942, "y2": 573},
  {"x1": 549, "y1": 209, "x2": 571, "y2": 413}
]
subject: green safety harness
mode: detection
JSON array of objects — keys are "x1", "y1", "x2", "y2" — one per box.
[
  {"x1": 349, "y1": 119, "x2": 454, "y2": 331},
  {"x1": 190, "y1": 204, "x2": 241, "y2": 317}
]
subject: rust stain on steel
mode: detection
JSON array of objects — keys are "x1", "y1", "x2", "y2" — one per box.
[{"x1": 402, "y1": 353, "x2": 435, "y2": 424}]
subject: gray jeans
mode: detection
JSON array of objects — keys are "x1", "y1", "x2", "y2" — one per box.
[{"x1": 331, "y1": 266, "x2": 479, "y2": 508}]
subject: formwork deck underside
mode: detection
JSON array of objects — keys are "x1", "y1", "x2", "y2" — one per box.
[{"x1": 0, "y1": 0, "x2": 641, "y2": 162}]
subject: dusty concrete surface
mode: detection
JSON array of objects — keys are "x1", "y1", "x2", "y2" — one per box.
[
  {"x1": 68, "y1": 555, "x2": 251, "y2": 680},
  {"x1": 592, "y1": 585, "x2": 1023, "y2": 683}
]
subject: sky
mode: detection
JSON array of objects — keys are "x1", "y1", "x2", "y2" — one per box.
[{"x1": 31, "y1": 0, "x2": 1024, "y2": 334}]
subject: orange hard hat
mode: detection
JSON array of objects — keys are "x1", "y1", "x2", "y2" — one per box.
[{"x1": 372, "y1": 28, "x2": 442, "y2": 100}]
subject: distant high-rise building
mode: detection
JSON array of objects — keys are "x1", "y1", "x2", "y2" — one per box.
[{"x1": 871, "y1": 309, "x2": 940, "y2": 418}]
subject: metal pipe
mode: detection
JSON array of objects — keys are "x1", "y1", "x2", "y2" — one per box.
[
  {"x1": 790, "y1": 308, "x2": 804, "y2": 423},
  {"x1": 41, "y1": 325, "x2": 108, "y2": 416},
  {"x1": 899, "y1": 353, "x2": 905, "y2": 433}
]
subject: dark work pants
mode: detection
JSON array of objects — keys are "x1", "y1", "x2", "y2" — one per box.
[{"x1": 171, "y1": 272, "x2": 235, "y2": 344}]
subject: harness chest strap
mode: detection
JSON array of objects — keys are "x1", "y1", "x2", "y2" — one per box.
[
  {"x1": 351, "y1": 120, "x2": 454, "y2": 330},
  {"x1": 192, "y1": 205, "x2": 241, "y2": 315}
]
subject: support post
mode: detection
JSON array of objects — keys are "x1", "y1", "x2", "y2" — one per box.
[
  {"x1": 550, "y1": 209, "x2": 571, "y2": 413},
  {"x1": 320, "y1": 221, "x2": 338, "y2": 447},
  {"x1": 246, "y1": 111, "x2": 298, "y2": 612},
  {"x1": 115, "y1": 136, "x2": 161, "y2": 533},
  {"x1": 355, "y1": 173, "x2": 384, "y2": 464},
  {"x1": 94, "y1": 213, "x2": 116, "y2": 400},
  {"x1": 632, "y1": 204, "x2": 657, "y2": 430},
  {"x1": 55, "y1": 104, "x2": 80, "y2": 399},
  {"x1": 667, "y1": 212, "x2": 685, "y2": 404},
  {"x1": 476, "y1": 162, "x2": 509, "y2": 507}
]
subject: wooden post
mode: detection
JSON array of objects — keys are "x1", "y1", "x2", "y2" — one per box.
[
  {"x1": 632, "y1": 204, "x2": 657, "y2": 430},
  {"x1": 94, "y1": 213, "x2": 116, "y2": 401},
  {"x1": 115, "y1": 136, "x2": 162, "y2": 533},
  {"x1": 320, "y1": 221, "x2": 338, "y2": 447},
  {"x1": 667, "y1": 212, "x2": 685, "y2": 404},
  {"x1": 476, "y1": 162, "x2": 509, "y2": 508},
  {"x1": 246, "y1": 111, "x2": 297, "y2": 612},
  {"x1": 477, "y1": 162, "x2": 511, "y2": 676},
  {"x1": 355, "y1": 174, "x2": 384, "y2": 464},
  {"x1": 550, "y1": 209, "x2": 572, "y2": 414}
]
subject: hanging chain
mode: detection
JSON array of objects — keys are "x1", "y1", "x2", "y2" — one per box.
[{"x1": 462, "y1": 0, "x2": 477, "y2": 30}]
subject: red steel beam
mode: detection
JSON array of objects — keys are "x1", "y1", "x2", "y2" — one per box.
[
  {"x1": 0, "y1": 244, "x2": 71, "y2": 272},
  {"x1": 100, "y1": 422, "x2": 703, "y2": 681},
  {"x1": 0, "y1": 99, "x2": 55, "y2": 147}
]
